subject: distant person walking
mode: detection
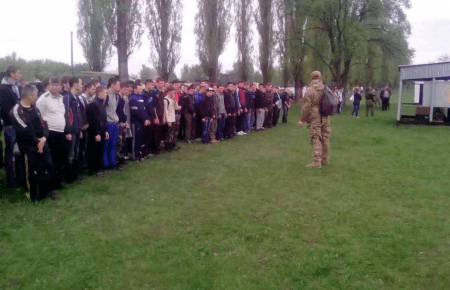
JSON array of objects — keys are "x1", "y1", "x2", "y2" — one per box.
[
  {"x1": 298, "y1": 71, "x2": 331, "y2": 168},
  {"x1": 380, "y1": 85, "x2": 391, "y2": 111},
  {"x1": 351, "y1": 87, "x2": 362, "y2": 118},
  {"x1": 365, "y1": 88, "x2": 375, "y2": 117}
]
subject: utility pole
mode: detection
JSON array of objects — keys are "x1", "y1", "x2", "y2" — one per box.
[{"x1": 71, "y1": 31, "x2": 74, "y2": 74}]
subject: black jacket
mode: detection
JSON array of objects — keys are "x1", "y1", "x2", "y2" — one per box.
[
  {"x1": 199, "y1": 96, "x2": 213, "y2": 118},
  {"x1": 0, "y1": 83, "x2": 22, "y2": 127},
  {"x1": 61, "y1": 91, "x2": 81, "y2": 134},
  {"x1": 254, "y1": 90, "x2": 265, "y2": 109},
  {"x1": 117, "y1": 97, "x2": 127, "y2": 123},
  {"x1": 86, "y1": 97, "x2": 108, "y2": 136},
  {"x1": 184, "y1": 93, "x2": 195, "y2": 115},
  {"x1": 224, "y1": 90, "x2": 236, "y2": 114},
  {"x1": 10, "y1": 103, "x2": 49, "y2": 154}
]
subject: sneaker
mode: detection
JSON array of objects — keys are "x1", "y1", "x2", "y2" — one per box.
[
  {"x1": 237, "y1": 131, "x2": 243, "y2": 135},
  {"x1": 356, "y1": 116, "x2": 360, "y2": 119}
]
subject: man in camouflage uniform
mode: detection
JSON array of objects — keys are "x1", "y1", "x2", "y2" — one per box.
[
  {"x1": 209, "y1": 87, "x2": 220, "y2": 143},
  {"x1": 298, "y1": 71, "x2": 331, "y2": 168},
  {"x1": 264, "y1": 84, "x2": 273, "y2": 129}
]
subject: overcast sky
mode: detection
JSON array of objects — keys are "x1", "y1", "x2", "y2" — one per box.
[{"x1": 1, "y1": 0, "x2": 449, "y2": 78}]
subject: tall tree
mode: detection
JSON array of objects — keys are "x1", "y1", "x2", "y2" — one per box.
[
  {"x1": 194, "y1": 0, "x2": 232, "y2": 83},
  {"x1": 275, "y1": 0, "x2": 290, "y2": 87},
  {"x1": 234, "y1": 0, "x2": 254, "y2": 81},
  {"x1": 77, "y1": 0, "x2": 116, "y2": 72},
  {"x1": 294, "y1": 0, "x2": 413, "y2": 89},
  {"x1": 146, "y1": 0, "x2": 183, "y2": 80},
  {"x1": 255, "y1": 0, "x2": 275, "y2": 84},
  {"x1": 110, "y1": 0, "x2": 144, "y2": 82}
]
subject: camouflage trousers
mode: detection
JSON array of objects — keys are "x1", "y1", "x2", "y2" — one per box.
[
  {"x1": 209, "y1": 118, "x2": 217, "y2": 141},
  {"x1": 165, "y1": 122, "x2": 179, "y2": 145},
  {"x1": 309, "y1": 116, "x2": 331, "y2": 163}
]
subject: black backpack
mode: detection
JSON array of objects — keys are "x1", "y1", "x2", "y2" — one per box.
[{"x1": 320, "y1": 86, "x2": 339, "y2": 116}]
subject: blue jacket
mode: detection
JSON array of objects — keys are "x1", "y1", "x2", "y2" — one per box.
[
  {"x1": 194, "y1": 91, "x2": 204, "y2": 107},
  {"x1": 129, "y1": 93, "x2": 149, "y2": 124}
]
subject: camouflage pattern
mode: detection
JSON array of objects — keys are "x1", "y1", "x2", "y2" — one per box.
[
  {"x1": 301, "y1": 72, "x2": 331, "y2": 165},
  {"x1": 209, "y1": 118, "x2": 217, "y2": 140},
  {"x1": 209, "y1": 93, "x2": 220, "y2": 140}
]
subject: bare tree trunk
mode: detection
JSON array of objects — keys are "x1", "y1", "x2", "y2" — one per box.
[{"x1": 117, "y1": 0, "x2": 129, "y2": 82}]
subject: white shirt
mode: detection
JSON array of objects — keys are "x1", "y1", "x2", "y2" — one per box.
[
  {"x1": 36, "y1": 91, "x2": 66, "y2": 133},
  {"x1": 164, "y1": 97, "x2": 176, "y2": 123}
]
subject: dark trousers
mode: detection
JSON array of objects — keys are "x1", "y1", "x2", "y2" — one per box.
[
  {"x1": 282, "y1": 107, "x2": 289, "y2": 123},
  {"x1": 87, "y1": 131, "x2": 104, "y2": 175},
  {"x1": 47, "y1": 131, "x2": 69, "y2": 187},
  {"x1": 142, "y1": 125, "x2": 152, "y2": 157},
  {"x1": 382, "y1": 98, "x2": 389, "y2": 111},
  {"x1": 216, "y1": 113, "x2": 226, "y2": 140},
  {"x1": 78, "y1": 130, "x2": 88, "y2": 171},
  {"x1": 224, "y1": 115, "x2": 236, "y2": 138},
  {"x1": 26, "y1": 149, "x2": 53, "y2": 201},
  {"x1": 351, "y1": 103, "x2": 360, "y2": 116},
  {"x1": 0, "y1": 139, "x2": 3, "y2": 170},
  {"x1": 121, "y1": 137, "x2": 132, "y2": 156},
  {"x1": 366, "y1": 105, "x2": 374, "y2": 117},
  {"x1": 201, "y1": 117, "x2": 211, "y2": 144},
  {"x1": 272, "y1": 108, "x2": 280, "y2": 127},
  {"x1": 131, "y1": 122, "x2": 144, "y2": 160},
  {"x1": 185, "y1": 113, "x2": 195, "y2": 141},
  {"x1": 3, "y1": 126, "x2": 26, "y2": 188},
  {"x1": 150, "y1": 124, "x2": 163, "y2": 154},
  {"x1": 264, "y1": 108, "x2": 273, "y2": 128},
  {"x1": 195, "y1": 114, "x2": 202, "y2": 139}
]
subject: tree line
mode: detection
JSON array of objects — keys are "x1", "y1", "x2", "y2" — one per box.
[{"x1": 3, "y1": 0, "x2": 414, "y2": 98}]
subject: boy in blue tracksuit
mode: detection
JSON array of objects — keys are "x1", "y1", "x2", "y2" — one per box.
[{"x1": 129, "y1": 81, "x2": 151, "y2": 161}]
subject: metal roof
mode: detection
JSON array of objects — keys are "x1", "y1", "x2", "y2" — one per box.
[{"x1": 399, "y1": 62, "x2": 450, "y2": 81}]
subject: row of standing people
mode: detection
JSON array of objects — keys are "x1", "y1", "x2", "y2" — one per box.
[{"x1": 0, "y1": 65, "x2": 292, "y2": 202}]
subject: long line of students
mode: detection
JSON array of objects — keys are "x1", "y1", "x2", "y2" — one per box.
[{"x1": 0, "y1": 65, "x2": 292, "y2": 202}]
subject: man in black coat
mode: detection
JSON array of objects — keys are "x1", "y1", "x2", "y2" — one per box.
[
  {"x1": 0, "y1": 65, "x2": 26, "y2": 189},
  {"x1": 86, "y1": 86, "x2": 110, "y2": 175}
]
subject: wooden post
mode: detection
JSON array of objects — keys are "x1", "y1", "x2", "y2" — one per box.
[
  {"x1": 429, "y1": 78, "x2": 436, "y2": 122},
  {"x1": 397, "y1": 78, "x2": 403, "y2": 121}
]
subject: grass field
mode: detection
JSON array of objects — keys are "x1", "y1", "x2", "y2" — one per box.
[{"x1": 1, "y1": 95, "x2": 450, "y2": 289}]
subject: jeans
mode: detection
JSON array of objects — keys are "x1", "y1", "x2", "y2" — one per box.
[
  {"x1": 351, "y1": 103, "x2": 360, "y2": 117},
  {"x1": 248, "y1": 109, "x2": 255, "y2": 129},
  {"x1": 256, "y1": 109, "x2": 265, "y2": 129},
  {"x1": 216, "y1": 113, "x2": 226, "y2": 139},
  {"x1": 282, "y1": 107, "x2": 289, "y2": 123},
  {"x1": 3, "y1": 126, "x2": 25, "y2": 188},
  {"x1": 238, "y1": 112, "x2": 249, "y2": 133},
  {"x1": 202, "y1": 117, "x2": 211, "y2": 143},
  {"x1": 103, "y1": 123, "x2": 119, "y2": 167}
]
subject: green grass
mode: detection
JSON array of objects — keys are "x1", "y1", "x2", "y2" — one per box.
[{"x1": 1, "y1": 95, "x2": 450, "y2": 289}]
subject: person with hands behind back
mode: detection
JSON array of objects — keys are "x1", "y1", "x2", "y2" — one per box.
[
  {"x1": 86, "y1": 86, "x2": 110, "y2": 175},
  {"x1": 10, "y1": 84, "x2": 59, "y2": 201}
]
